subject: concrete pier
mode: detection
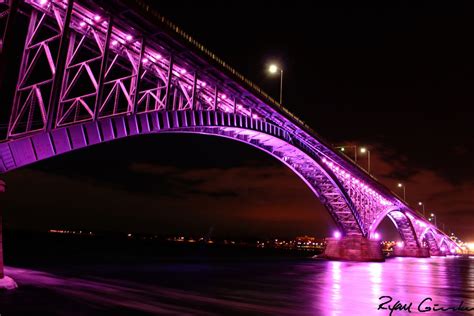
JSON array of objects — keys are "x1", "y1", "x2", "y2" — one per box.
[
  {"x1": 393, "y1": 246, "x2": 430, "y2": 258},
  {"x1": 322, "y1": 235, "x2": 384, "y2": 262},
  {"x1": 429, "y1": 249, "x2": 447, "y2": 257},
  {"x1": 0, "y1": 180, "x2": 17, "y2": 290}
]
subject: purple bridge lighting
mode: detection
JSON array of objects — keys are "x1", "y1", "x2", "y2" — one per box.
[{"x1": 0, "y1": 0, "x2": 462, "y2": 287}]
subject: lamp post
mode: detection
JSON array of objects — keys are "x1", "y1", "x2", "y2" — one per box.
[
  {"x1": 268, "y1": 64, "x2": 283, "y2": 105},
  {"x1": 418, "y1": 201, "x2": 425, "y2": 217},
  {"x1": 359, "y1": 147, "x2": 371, "y2": 174},
  {"x1": 430, "y1": 213, "x2": 437, "y2": 227},
  {"x1": 335, "y1": 145, "x2": 358, "y2": 162},
  {"x1": 397, "y1": 183, "x2": 406, "y2": 201}
]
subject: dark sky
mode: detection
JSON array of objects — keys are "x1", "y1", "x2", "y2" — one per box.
[{"x1": 3, "y1": 1, "x2": 474, "y2": 241}]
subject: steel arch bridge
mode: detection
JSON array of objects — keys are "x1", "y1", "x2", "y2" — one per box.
[{"x1": 0, "y1": 0, "x2": 460, "y2": 262}]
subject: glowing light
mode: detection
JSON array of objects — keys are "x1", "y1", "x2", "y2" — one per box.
[
  {"x1": 38, "y1": 0, "x2": 48, "y2": 6},
  {"x1": 440, "y1": 246, "x2": 446, "y2": 252},
  {"x1": 142, "y1": 58, "x2": 149, "y2": 64},
  {"x1": 430, "y1": 213, "x2": 435, "y2": 217},
  {"x1": 334, "y1": 231, "x2": 341, "y2": 239},
  {"x1": 221, "y1": 94, "x2": 227, "y2": 99},
  {"x1": 252, "y1": 114, "x2": 259, "y2": 119},
  {"x1": 111, "y1": 40, "x2": 118, "y2": 46},
  {"x1": 397, "y1": 241, "x2": 404, "y2": 248},
  {"x1": 93, "y1": 15, "x2": 101, "y2": 22},
  {"x1": 79, "y1": 21, "x2": 86, "y2": 28},
  {"x1": 465, "y1": 243, "x2": 474, "y2": 250},
  {"x1": 360, "y1": 147, "x2": 367, "y2": 153},
  {"x1": 374, "y1": 232, "x2": 380, "y2": 240},
  {"x1": 398, "y1": 183, "x2": 403, "y2": 187},
  {"x1": 180, "y1": 69, "x2": 187, "y2": 75},
  {"x1": 268, "y1": 64, "x2": 278, "y2": 74},
  {"x1": 418, "y1": 202, "x2": 423, "y2": 206},
  {"x1": 125, "y1": 34, "x2": 133, "y2": 41},
  {"x1": 340, "y1": 147, "x2": 345, "y2": 151},
  {"x1": 155, "y1": 54, "x2": 162, "y2": 60}
]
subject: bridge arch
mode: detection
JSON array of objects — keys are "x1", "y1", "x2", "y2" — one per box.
[
  {"x1": 419, "y1": 227, "x2": 441, "y2": 254},
  {"x1": 0, "y1": 110, "x2": 366, "y2": 236},
  {"x1": 438, "y1": 237, "x2": 451, "y2": 253},
  {"x1": 368, "y1": 208, "x2": 420, "y2": 248}
]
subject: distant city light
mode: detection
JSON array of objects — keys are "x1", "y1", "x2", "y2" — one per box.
[
  {"x1": 398, "y1": 183, "x2": 403, "y2": 187},
  {"x1": 360, "y1": 147, "x2": 367, "y2": 153}
]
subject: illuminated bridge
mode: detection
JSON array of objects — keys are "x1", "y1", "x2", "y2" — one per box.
[{"x1": 0, "y1": 0, "x2": 461, "y2": 288}]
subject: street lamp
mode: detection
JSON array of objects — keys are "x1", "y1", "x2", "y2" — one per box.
[
  {"x1": 418, "y1": 201, "x2": 425, "y2": 217},
  {"x1": 359, "y1": 147, "x2": 371, "y2": 174},
  {"x1": 397, "y1": 183, "x2": 406, "y2": 201},
  {"x1": 430, "y1": 213, "x2": 437, "y2": 227},
  {"x1": 335, "y1": 145, "x2": 358, "y2": 162},
  {"x1": 268, "y1": 64, "x2": 283, "y2": 105}
]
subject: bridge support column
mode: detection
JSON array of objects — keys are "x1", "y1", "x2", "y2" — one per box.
[
  {"x1": 393, "y1": 246, "x2": 430, "y2": 258},
  {"x1": 322, "y1": 235, "x2": 384, "y2": 262},
  {"x1": 429, "y1": 249, "x2": 447, "y2": 257},
  {"x1": 0, "y1": 180, "x2": 17, "y2": 290}
]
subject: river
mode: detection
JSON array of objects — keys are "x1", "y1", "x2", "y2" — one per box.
[{"x1": 0, "y1": 234, "x2": 473, "y2": 315}]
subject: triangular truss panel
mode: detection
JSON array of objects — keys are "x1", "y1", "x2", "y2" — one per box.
[
  {"x1": 56, "y1": 22, "x2": 106, "y2": 126},
  {"x1": 9, "y1": 5, "x2": 65, "y2": 136},
  {"x1": 97, "y1": 26, "x2": 139, "y2": 118}
]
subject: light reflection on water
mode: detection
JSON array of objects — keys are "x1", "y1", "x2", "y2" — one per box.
[{"x1": 1, "y1": 257, "x2": 473, "y2": 315}]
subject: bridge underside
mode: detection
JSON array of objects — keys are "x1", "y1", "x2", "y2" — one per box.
[
  {"x1": 0, "y1": 110, "x2": 365, "y2": 237},
  {"x1": 0, "y1": 109, "x2": 460, "y2": 263}
]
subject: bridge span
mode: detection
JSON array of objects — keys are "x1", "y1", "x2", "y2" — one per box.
[{"x1": 0, "y1": 0, "x2": 461, "y2": 288}]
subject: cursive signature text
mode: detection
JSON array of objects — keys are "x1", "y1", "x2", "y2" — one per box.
[{"x1": 378, "y1": 296, "x2": 474, "y2": 315}]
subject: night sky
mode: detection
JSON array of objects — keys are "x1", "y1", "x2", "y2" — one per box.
[{"x1": 2, "y1": 1, "x2": 474, "y2": 241}]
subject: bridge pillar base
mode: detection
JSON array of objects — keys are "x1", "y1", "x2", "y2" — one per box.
[
  {"x1": 0, "y1": 276, "x2": 17, "y2": 290},
  {"x1": 429, "y1": 250, "x2": 447, "y2": 257},
  {"x1": 322, "y1": 236, "x2": 384, "y2": 262},
  {"x1": 393, "y1": 246, "x2": 430, "y2": 258}
]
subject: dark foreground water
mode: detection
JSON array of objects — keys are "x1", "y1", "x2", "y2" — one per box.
[{"x1": 0, "y1": 233, "x2": 473, "y2": 315}]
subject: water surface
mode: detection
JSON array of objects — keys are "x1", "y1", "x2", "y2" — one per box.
[{"x1": 1, "y1": 253, "x2": 473, "y2": 315}]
